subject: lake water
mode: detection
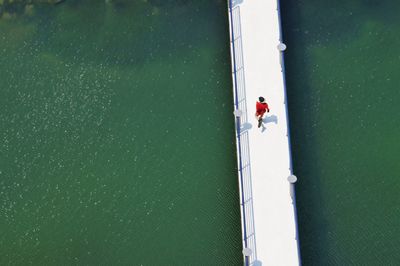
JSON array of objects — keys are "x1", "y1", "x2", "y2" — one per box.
[
  {"x1": 280, "y1": 0, "x2": 400, "y2": 264},
  {"x1": 0, "y1": 1, "x2": 242, "y2": 264}
]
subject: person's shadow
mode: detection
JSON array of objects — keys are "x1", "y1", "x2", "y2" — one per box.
[{"x1": 260, "y1": 114, "x2": 278, "y2": 132}]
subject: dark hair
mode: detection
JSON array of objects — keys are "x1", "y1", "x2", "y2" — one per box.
[{"x1": 259, "y1": 96, "x2": 265, "y2": 102}]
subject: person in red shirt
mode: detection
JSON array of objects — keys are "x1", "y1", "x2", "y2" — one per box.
[{"x1": 255, "y1": 96, "x2": 270, "y2": 128}]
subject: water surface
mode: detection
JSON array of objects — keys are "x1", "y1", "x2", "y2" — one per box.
[
  {"x1": 281, "y1": 0, "x2": 400, "y2": 264},
  {"x1": 0, "y1": 1, "x2": 242, "y2": 264}
]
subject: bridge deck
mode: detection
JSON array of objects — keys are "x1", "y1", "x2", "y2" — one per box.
[{"x1": 228, "y1": 0, "x2": 301, "y2": 265}]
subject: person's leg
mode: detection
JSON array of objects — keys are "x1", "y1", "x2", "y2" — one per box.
[{"x1": 257, "y1": 114, "x2": 263, "y2": 128}]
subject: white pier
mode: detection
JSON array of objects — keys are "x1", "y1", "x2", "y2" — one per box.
[{"x1": 228, "y1": 0, "x2": 301, "y2": 265}]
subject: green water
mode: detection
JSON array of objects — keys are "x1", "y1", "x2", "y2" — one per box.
[
  {"x1": 281, "y1": 0, "x2": 400, "y2": 264},
  {"x1": 0, "y1": 1, "x2": 243, "y2": 265}
]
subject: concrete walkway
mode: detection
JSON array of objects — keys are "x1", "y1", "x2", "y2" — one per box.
[{"x1": 228, "y1": 0, "x2": 301, "y2": 265}]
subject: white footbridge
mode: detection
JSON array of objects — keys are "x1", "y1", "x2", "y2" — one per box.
[{"x1": 228, "y1": 0, "x2": 301, "y2": 265}]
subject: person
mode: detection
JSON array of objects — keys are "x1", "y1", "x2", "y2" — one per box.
[{"x1": 255, "y1": 96, "x2": 270, "y2": 128}]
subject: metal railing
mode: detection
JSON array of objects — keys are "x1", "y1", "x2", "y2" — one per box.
[{"x1": 228, "y1": 1, "x2": 257, "y2": 265}]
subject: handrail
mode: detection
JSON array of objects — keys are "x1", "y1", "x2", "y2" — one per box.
[
  {"x1": 228, "y1": 1, "x2": 248, "y2": 265},
  {"x1": 228, "y1": 1, "x2": 256, "y2": 265}
]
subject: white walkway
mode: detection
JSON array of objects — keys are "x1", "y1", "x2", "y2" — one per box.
[{"x1": 228, "y1": 0, "x2": 300, "y2": 265}]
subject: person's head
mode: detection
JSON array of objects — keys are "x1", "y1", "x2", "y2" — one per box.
[{"x1": 259, "y1": 96, "x2": 265, "y2": 103}]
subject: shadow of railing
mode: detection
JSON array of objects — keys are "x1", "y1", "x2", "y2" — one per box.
[{"x1": 229, "y1": 2, "x2": 258, "y2": 265}]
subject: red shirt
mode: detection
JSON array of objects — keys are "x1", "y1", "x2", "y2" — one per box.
[{"x1": 256, "y1": 101, "x2": 269, "y2": 115}]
